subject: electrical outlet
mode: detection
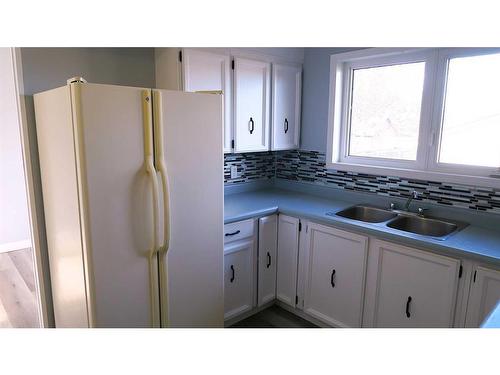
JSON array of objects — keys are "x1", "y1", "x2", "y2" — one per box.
[{"x1": 230, "y1": 166, "x2": 238, "y2": 179}]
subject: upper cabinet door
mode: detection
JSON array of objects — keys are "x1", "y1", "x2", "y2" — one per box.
[
  {"x1": 465, "y1": 266, "x2": 500, "y2": 327},
  {"x1": 181, "y1": 49, "x2": 232, "y2": 153},
  {"x1": 271, "y1": 64, "x2": 302, "y2": 150},
  {"x1": 233, "y1": 57, "x2": 271, "y2": 153}
]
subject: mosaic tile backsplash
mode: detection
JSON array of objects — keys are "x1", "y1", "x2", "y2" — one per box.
[
  {"x1": 224, "y1": 152, "x2": 276, "y2": 184},
  {"x1": 276, "y1": 150, "x2": 500, "y2": 214},
  {"x1": 224, "y1": 150, "x2": 500, "y2": 214}
]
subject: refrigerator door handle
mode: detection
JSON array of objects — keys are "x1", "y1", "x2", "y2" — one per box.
[
  {"x1": 145, "y1": 158, "x2": 160, "y2": 256},
  {"x1": 153, "y1": 90, "x2": 170, "y2": 253},
  {"x1": 142, "y1": 89, "x2": 161, "y2": 327},
  {"x1": 153, "y1": 90, "x2": 171, "y2": 255},
  {"x1": 153, "y1": 90, "x2": 171, "y2": 328},
  {"x1": 157, "y1": 165, "x2": 170, "y2": 252},
  {"x1": 142, "y1": 90, "x2": 161, "y2": 256}
]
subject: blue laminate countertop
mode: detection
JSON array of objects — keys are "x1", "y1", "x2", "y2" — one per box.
[
  {"x1": 224, "y1": 187, "x2": 500, "y2": 264},
  {"x1": 481, "y1": 302, "x2": 500, "y2": 328}
]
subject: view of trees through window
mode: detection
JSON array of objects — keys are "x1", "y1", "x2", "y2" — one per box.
[{"x1": 348, "y1": 62, "x2": 425, "y2": 160}]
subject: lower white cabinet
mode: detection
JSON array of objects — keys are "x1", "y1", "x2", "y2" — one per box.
[
  {"x1": 224, "y1": 213, "x2": 500, "y2": 328},
  {"x1": 224, "y1": 239, "x2": 255, "y2": 320},
  {"x1": 276, "y1": 215, "x2": 300, "y2": 307},
  {"x1": 258, "y1": 215, "x2": 278, "y2": 306},
  {"x1": 303, "y1": 222, "x2": 368, "y2": 327},
  {"x1": 465, "y1": 266, "x2": 500, "y2": 327},
  {"x1": 366, "y1": 239, "x2": 460, "y2": 328}
]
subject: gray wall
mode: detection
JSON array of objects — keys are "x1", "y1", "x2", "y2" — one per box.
[
  {"x1": 300, "y1": 48, "x2": 363, "y2": 152},
  {"x1": 21, "y1": 48, "x2": 155, "y2": 95},
  {"x1": 0, "y1": 49, "x2": 30, "y2": 248}
]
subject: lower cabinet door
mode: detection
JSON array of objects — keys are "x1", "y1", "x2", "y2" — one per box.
[
  {"x1": 276, "y1": 215, "x2": 300, "y2": 307},
  {"x1": 465, "y1": 266, "x2": 500, "y2": 327},
  {"x1": 224, "y1": 239, "x2": 254, "y2": 320},
  {"x1": 371, "y1": 240, "x2": 460, "y2": 328},
  {"x1": 258, "y1": 215, "x2": 278, "y2": 306},
  {"x1": 303, "y1": 223, "x2": 368, "y2": 327}
]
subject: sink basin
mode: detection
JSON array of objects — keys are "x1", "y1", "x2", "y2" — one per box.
[
  {"x1": 335, "y1": 205, "x2": 397, "y2": 223},
  {"x1": 386, "y1": 215, "x2": 463, "y2": 239}
]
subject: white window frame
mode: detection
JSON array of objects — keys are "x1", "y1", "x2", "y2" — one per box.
[{"x1": 327, "y1": 47, "x2": 500, "y2": 188}]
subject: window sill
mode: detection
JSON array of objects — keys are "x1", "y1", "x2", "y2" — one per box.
[{"x1": 327, "y1": 162, "x2": 500, "y2": 189}]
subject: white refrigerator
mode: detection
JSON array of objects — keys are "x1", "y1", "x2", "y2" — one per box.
[{"x1": 34, "y1": 80, "x2": 224, "y2": 327}]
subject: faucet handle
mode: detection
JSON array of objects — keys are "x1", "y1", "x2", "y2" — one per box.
[{"x1": 417, "y1": 207, "x2": 428, "y2": 217}]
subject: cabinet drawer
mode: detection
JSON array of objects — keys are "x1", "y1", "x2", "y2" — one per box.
[{"x1": 224, "y1": 219, "x2": 255, "y2": 244}]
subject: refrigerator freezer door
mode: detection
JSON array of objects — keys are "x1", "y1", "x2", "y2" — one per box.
[
  {"x1": 154, "y1": 89, "x2": 224, "y2": 327},
  {"x1": 34, "y1": 86, "x2": 91, "y2": 327},
  {"x1": 76, "y1": 83, "x2": 160, "y2": 327}
]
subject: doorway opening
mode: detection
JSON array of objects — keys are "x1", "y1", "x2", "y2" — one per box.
[{"x1": 0, "y1": 48, "x2": 42, "y2": 328}]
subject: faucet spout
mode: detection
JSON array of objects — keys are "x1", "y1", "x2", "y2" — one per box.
[{"x1": 404, "y1": 190, "x2": 418, "y2": 211}]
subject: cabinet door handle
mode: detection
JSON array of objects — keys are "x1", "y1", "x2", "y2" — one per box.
[
  {"x1": 225, "y1": 230, "x2": 240, "y2": 237},
  {"x1": 266, "y1": 252, "x2": 271, "y2": 268},
  {"x1": 230, "y1": 265, "x2": 235, "y2": 283},
  {"x1": 249, "y1": 117, "x2": 254, "y2": 134},
  {"x1": 284, "y1": 118, "x2": 289, "y2": 134},
  {"x1": 406, "y1": 296, "x2": 412, "y2": 318},
  {"x1": 330, "y1": 269, "x2": 336, "y2": 288}
]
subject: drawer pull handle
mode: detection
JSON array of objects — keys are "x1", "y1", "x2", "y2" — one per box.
[
  {"x1": 330, "y1": 269, "x2": 336, "y2": 288},
  {"x1": 284, "y1": 118, "x2": 289, "y2": 134},
  {"x1": 406, "y1": 296, "x2": 412, "y2": 318},
  {"x1": 249, "y1": 117, "x2": 254, "y2": 134},
  {"x1": 266, "y1": 252, "x2": 271, "y2": 268},
  {"x1": 225, "y1": 230, "x2": 241, "y2": 237},
  {"x1": 230, "y1": 265, "x2": 235, "y2": 283}
]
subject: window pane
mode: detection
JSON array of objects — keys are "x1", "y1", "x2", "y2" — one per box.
[
  {"x1": 439, "y1": 53, "x2": 500, "y2": 168},
  {"x1": 348, "y1": 62, "x2": 425, "y2": 160}
]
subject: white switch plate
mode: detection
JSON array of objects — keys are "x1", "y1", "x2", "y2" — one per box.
[{"x1": 230, "y1": 166, "x2": 238, "y2": 179}]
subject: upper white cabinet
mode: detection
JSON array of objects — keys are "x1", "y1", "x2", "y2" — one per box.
[
  {"x1": 181, "y1": 49, "x2": 232, "y2": 153},
  {"x1": 155, "y1": 48, "x2": 303, "y2": 153},
  {"x1": 365, "y1": 240, "x2": 460, "y2": 328},
  {"x1": 271, "y1": 64, "x2": 302, "y2": 150},
  {"x1": 276, "y1": 215, "x2": 300, "y2": 307},
  {"x1": 303, "y1": 223, "x2": 368, "y2": 327},
  {"x1": 258, "y1": 215, "x2": 278, "y2": 306},
  {"x1": 465, "y1": 266, "x2": 500, "y2": 327},
  {"x1": 233, "y1": 57, "x2": 271, "y2": 153}
]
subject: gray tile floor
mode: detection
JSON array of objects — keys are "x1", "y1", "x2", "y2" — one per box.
[{"x1": 230, "y1": 305, "x2": 318, "y2": 328}]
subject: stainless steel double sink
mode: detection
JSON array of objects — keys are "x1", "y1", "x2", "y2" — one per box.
[{"x1": 332, "y1": 205, "x2": 468, "y2": 240}]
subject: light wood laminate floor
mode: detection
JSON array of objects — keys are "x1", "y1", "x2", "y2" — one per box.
[{"x1": 0, "y1": 248, "x2": 39, "y2": 328}]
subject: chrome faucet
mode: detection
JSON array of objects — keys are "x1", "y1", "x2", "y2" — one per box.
[{"x1": 404, "y1": 190, "x2": 418, "y2": 211}]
